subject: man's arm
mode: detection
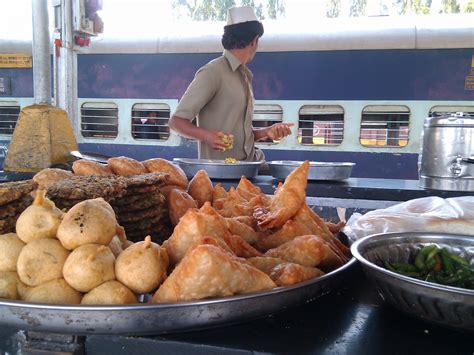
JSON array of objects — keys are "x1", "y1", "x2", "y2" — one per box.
[
  {"x1": 169, "y1": 116, "x2": 229, "y2": 151},
  {"x1": 253, "y1": 123, "x2": 294, "y2": 142}
]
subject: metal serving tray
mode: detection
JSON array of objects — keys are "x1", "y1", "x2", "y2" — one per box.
[
  {"x1": 0, "y1": 258, "x2": 355, "y2": 336},
  {"x1": 268, "y1": 161, "x2": 355, "y2": 180},
  {"x1": 351, "y1": 232, "x2": 474, "y2": 331},
  {"x1": 174, "y1": 158, "x2": 262, "y2": 179}
]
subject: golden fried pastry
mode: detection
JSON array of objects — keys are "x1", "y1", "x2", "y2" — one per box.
[
  {"x1": 293, "y1": 204, "x2": 349, "y2": 261},
  {"x1": 57, "y1": 198, "x2": 117, "y2": 250},
  {"x1": 168, "y1": 188, "x2": 198, "y2": 226},
  {"x1": 22, "y1": 278, "x2": 82, "y2": 304},
  {"x1": 224, "y1": 217, "x2": 262, "y2": 245},
  {"x1": 33, "y1": 168, "x2": 74, "y2": 190},
  {"x1": 247, "y1": 256, "x2": 324, "y2": 286},
  {"x1": 151, "y1": 244, "x2": 276, "y2": 303},
  {"x1": 236, "y1": 176, "x2": 262, "y2": 201},
  {"x1": 72, "y1": 159, "x2": 112, "y2": 175},
  {"x1": 255, "y1": 219, "x2": 312, "y2": 251},
  {"x1": 107, "y1": 156, "x2": 147, "y2": 176},
  {"x1": 222, "y1": 234, "x2": 262, "y2": 258},
  {"x1": 187, "y1": 169, "x2": 213, "y2": 207},
  {"x1": 0, "y1": 233, "x2": 25, "y2": 272},
  {"x1": 108, "y1": 235, "x2": 123, "y2": 257},
  {"x1": 63, "y1": 244, "x2": 115, "y2": 293},
  {"x1": 0, "y1": 271, "x2": 23, "y2": 300},
  {"x1": 265, "y1": 235, "x2": 344, "y2": 270},
  {"x1": 254, "y1": 160, "x2": 309, "y2": 230},
  {"x1": 17, "y1": 238, "x2": 70, "y2": 286},
  {"x1": 81, "y1": 280, "x2": 137, "y2": 305},
  {"x1": 115, "y1": 236, "x2": 168, "y2": 294},
  {"x1": 213, "y1": 187, "x2": 265, "y2": 218},
  {"x1": 16, "y1": 190, "x2": 63, "y2": 243},
  {"x1": 159, "y1": 184, "x2": 184, "y2": 201},
  {"x1": 142, "y1": 158, "x2": 188, "y2": 189}
]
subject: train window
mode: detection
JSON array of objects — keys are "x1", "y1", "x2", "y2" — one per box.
[
  {"x1": 429, "y1": 106, "x2": 474, "y2": 117},
  {"x1": 0, "y1": 102, "x2": 20, "y2": 135},
  {"x1": 131, "y1": 103, "x2": 170, "y2": 141},
  {"x1": 81, "y1": 102, "x2": 118, "y2": 138},
  {"x1": 253, "y1": 104, "x2": 283, "y2": 144},
  {"x1": 360, "y1": 105, "x2": 409, "y2": 147},
  {"x1": 298, "y1": 105, "x2": 344, "y2": 146}
]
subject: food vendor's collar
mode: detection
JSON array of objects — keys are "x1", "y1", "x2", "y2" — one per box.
[{"x1": 224, "y1": 50, "x2": 242, "y2": 72}]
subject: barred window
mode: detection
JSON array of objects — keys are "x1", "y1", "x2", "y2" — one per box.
[
  {"x1": 0, "y1": 102, "x2": 20, "y2": 135},
  {"x1": 429, "y1": 105, "x2": 474, "y2": 117},
  {"x1": 360, "y1": 105, "x2": 409, "y2": 147},
  {"x1": 298, "y1": 105, "x2": 344, "y2": 146},
  {"x1": 131, "y1": 103, "x2": 170, "y2": 141},
  {"x1": 81, "y1": 102, "x2": 118, "y2": 138},
  {"x1": 253, "y1": 104, "x2": 283, "y2": 143}
]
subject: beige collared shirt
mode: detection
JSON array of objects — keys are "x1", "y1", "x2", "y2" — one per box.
[{"x1": 173, "y1": 50, "x2": 263, "y2": 161}]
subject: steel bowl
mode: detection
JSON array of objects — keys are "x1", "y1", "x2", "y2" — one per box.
[
  {"x1": 173, "y1": 158, "x2": 261, "y2": 179},
  {"x1": 350, "y1": 232, "x2": 474, "y2": 331},
  {"x1": 268, "y1": 161, "x2": 355, "y2": 180}
]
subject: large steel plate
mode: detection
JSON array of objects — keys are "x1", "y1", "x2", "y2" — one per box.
[
  {"x1": 0, "y1": 258, "x2": 355, "y2": 336},
  {"x1": 268, "y1": 161, "x2": 355, "y2": 180},
  {"x1": 174, "y1": 158, "x2": 262, "y2": 179}
]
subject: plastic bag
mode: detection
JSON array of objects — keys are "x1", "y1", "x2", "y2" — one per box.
[{"x1": 343, "y1": 196, "x2": 474, "y2": 241}]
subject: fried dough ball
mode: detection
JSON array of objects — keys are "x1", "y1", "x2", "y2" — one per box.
[
  {"x1": 17, "y1": 238, "x2": 70, "y2": 286},
  {"x1": 0, "y1": 233, "x2": 25, "y2": 272},
  {"x1": 22, "y1": 278, "x2": 82, "y2": 304},
  {"x1": 159, "y1": 184, "x2": 184, "y2": 201},
  {"x1": 16, "y1": 190, "x2": 63, "y2": 244},
  {"x1": 72, "y1": 159, "x2": 112, "y2": 175},
  {"x1": 63, "y1": 244, "x2": 115, "y2": 293},
  {"x1": 57, "y1": 199, "x2": 117, "y2": 250},
  {"x1": 168, "y1": 188, "x2": 198, "y2": 226},
  {"x1": 142, "y1": 158, "x2": 188, "y2": 189},
  {"x1": 33, "y1": 168, "x2": 74, "y2": 190},
  {"x1": 115, "y1": 236, "x2": 168, "y2": 294},
  {"x1": 187, "y1": 169, "x2": 214, "y2": 208},
  {"x1": 81, "y1": 280, "x2": 137, "y2": 305},
  {"x1": 107, "y1": 156, "x2": 147, "y2": 176},
  {"x1": 0, "y1": 271, "x2": 24, "y2": 300}
]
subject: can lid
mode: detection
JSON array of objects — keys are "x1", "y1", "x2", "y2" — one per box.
[{"x1": 424, "y1": 112, "x2": 474, "y2": 127}]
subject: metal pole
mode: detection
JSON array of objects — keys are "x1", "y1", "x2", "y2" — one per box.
[{"x1": 32, "y1": 0, "x2": 51, "y2": 105}]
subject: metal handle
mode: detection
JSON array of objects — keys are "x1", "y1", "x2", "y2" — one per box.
[{"x1": 462, "y1": 157, "x2": 474, "y2": 164}]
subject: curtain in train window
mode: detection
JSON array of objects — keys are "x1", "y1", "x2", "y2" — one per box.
[
  {"x1": 429, "y1": 105, "x2": 474, "y2": 117},
  {"x1": 253, "y1": 104, "x2": 283, "y2": 144},
  {"x1": 131, "y1": 103, "x2": 170, "y2": 141},
  {"x1": 298, "y1": 105, "x2": 344, "y2": 146},
  {"x1": 81, "y1": 102, "x2": 118, "y2": 138},
  {"x1": 360, "y1": 105, "x2": 410, "y2": 147},
  {"x1": 0, "y1": 102, "x2": 20, "y2": 135}
]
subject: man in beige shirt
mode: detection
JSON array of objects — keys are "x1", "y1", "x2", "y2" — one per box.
[{"x1": 169, "y1": 6, "x2": 293, "y2": 161}]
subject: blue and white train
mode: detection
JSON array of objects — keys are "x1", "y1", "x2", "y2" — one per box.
[{"x1": 1, "y1": 14, "x2": 473, "y2": 179}]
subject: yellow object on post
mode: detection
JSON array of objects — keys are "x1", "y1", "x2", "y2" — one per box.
[{"x1": 3, "y1": 104, "x2": 78, "y2": 172}]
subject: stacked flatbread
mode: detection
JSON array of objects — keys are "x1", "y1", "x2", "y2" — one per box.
[
  {"x1": 46, "y1": 173, "x2": 171, "y2": 243},
  {"x1": 112, "y1": 173, "x2": 171, "y2": 243},
  {"x1": 0, "y1": 180, "x2": 37, "y2": 234}
]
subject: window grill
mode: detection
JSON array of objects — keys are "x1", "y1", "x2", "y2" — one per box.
[
  {"x1": 253, "y1": 104, "x2": 283, "y2": 143},
  {"x1": 0, "y1": 102, "x2": 20, "y2": 135},
  {"x1": 429, "y1": 105, "x2": 474, "y2": 117},
  {"x1": 81, "y1": 102, "x2": 118, "y2": 138},
  {"x1": 298, "y1": 105, "x2": 344, "y2": 146},
  {"x1": 131, "y1": 103, "x2": 170, "y2": 141},
  {"x1": 360, "y1": 105, "x2": 410, "y2": 147}
]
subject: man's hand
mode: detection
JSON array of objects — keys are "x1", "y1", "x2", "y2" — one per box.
[
  {"x1": 267, "y1": 123, "x2": 294, "y2": 141},
  {"x1": 203, "y1": 131, "x2": 234, "y2": 151}
]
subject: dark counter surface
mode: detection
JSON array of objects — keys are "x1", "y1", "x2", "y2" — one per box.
[
  {"x1": 0, "y1": 267, "x2": 472, "y2": 354},
  {"x1": 218, "y1": 176, "x2": 474, "y2": 201}
]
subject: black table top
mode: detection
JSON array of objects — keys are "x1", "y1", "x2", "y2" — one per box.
[
  {"x1": 218, "y1": 176, "x2": 474, "y2": 201},
  {"x1": 0, "y1": 266, "x2": 471, "y2": 354}
]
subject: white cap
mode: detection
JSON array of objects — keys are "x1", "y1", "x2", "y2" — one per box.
[{"x1": 226, "y1": 6, "x2": 258, "y2": 26}]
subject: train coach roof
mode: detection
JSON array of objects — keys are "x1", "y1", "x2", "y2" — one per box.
[{"x1": 1, "y1": 14, "x2": 473, "y2": 54}]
